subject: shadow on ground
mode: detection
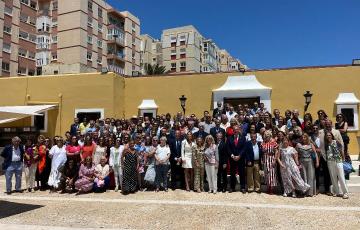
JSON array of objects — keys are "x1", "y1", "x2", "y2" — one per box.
[{"x1": 0, "y1": 200, "x2": 44, "y2": 219}]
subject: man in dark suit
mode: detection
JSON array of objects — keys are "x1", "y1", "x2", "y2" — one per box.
[
  {"x1": 193, "y1": 124, "x2": 209, "y2": 139},
  {"x1": 227, "y1": 125, "x2": 246, "y2": 193},
  {"x1": 216, "y1": 132, "x2": 228, "y2": 193},
  {"x1": 1, "y1": 136, "x2": 24, "y2": 195},
  {"x1": 70, "y1": 117, "x2": 79, "y2": 136},
  {"x1": 169, "y1": 130, "x2": 184, "y2": 190},
  {"x1": 243, "y1": 133, "x2": 263, "y2": 193},
  {"x1": 212, "y1": 102, "x2": 223, "y2": 119},
  {"x1": 210, "y1": 119, "x2": 226, "y2": 140}
]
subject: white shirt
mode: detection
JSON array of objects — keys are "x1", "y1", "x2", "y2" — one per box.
[
  {"x1": 156, "y1": 145, "x2": 170, "y2": 164},
  {"x1": 11, "y1": 146, "x2": 21, "y2": 162},
  {"x1": 226, "y1": 111, "x2": 238, "y2": 121},
  {"x1": 109, "y1": 146, "x2": 124, "y2": 167},
  {"x1": 252, "y1": 143, "x2": 260, "y2": 161},
  {"x1": 95, "y1": 164, "x2": 110, "y2": 177},
  {"x1": 246, "y1": 133, "x2": 263, "y2": 143},
  {"x1": 49, "y1": 145, "x2": 67, "y2": 170}
]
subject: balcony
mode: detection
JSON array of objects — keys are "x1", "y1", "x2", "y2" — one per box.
[
  {"x1": 107, "y1": 35, "x2": 125, "y2": 47},
  {"x1": 37, "y1": 9, "x2": 50, "y2": 17},
  {"x1": 108, "y1": 65, "x2": 125, "y2": 75},
  {"x1": 36, "y1": 43, "x2": 50, "y2": 50},
  {"x1": 107, "y1": 51, "x2": 125, "y2": 62}
]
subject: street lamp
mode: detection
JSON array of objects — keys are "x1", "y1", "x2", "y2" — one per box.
[
  {"x1": 179, "y1": 95, "x2": 187, "y2": 115},
  {"x1": 304, "y1": 91, "x2": 313, "y2": 112}
]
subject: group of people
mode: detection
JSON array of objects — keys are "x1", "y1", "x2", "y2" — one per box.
[{"x1": 2, "y1": 101, "x2": 353, "y2": 199}]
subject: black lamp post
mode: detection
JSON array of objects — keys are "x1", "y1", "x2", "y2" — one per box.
[
  {"x1": 304, "y1": 91, "x2": 313, "y2": 112},
  {"x1": 179, "y1": 95, "x2": 187, "y2": 115}
]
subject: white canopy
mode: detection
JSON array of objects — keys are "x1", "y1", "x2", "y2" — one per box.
[
  {"x1": 138, "y1": 99, "x2": 158, "y2": 109},
  {"x1": 212, "y1": 75, "x2": 272, "y2": 110},
  {"x1": 0, "y1": 105, "x2": 57, "y2": 124},
  {"x1": 334, "y1": 93, "x2": 360, "y2": 105},
  {"x1": 213, "y1": 75, "x2": 271, "y2": 92}
]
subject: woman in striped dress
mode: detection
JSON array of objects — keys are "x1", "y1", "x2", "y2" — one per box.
[{"x1": 261, "y1": 130, "x2": 279, "y2": 194}]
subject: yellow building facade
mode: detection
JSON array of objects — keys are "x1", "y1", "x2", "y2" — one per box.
[{"x1": 0, "y1": 65, "x2": 360, "y2": 155}]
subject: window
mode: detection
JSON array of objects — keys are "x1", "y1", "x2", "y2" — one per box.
[
  {"x1": 180, "y1": 53, "x2": 186, "y2": 59},
  {"x1": 18, "y1": 48, "x2": 27, "y2": 57},
  {"x1": 30, "y1": 1, "x2": 37, "y2": 9},
  {"x1": 88, "y1": 17, "x2": 93, "y2": 27},
  {"x1": 32, "y1": 111, "x2": 47, "y2": 132},
  {"x1": 28, "y1": 70, "x2": 35, "y2": 76},
  {"x1": 180, "y1": 48, "x2": 186, "y2": 54},
  {"x1": 180, "y1": 40, "x2": 185, "y2": 46},
  {"x1": 87, "y1": 52, "x2": 92, "y2": 61},
  {"x1": 87, "y1": 35, "x2": 93, "y2": 44},
  {"x1": 4, "y1": 6, "x2": 13, "y2": 16},
  {"x1": 180, "y1": 35, "x2": 186, "y2": 41},
  {"x1": 53, "y1": 1, "x2": 58, "y2": 10},
  {"x1": 335, "y1": 93, "x2": 360, "y2": 131},
  {"x1": 3, "y1": 43, "x2": 11, "y2": 53},
  {"x1": 29, "y1": 17, "x2": 36, "y2": 25},
  {"x1": 97, "y1": 58, "x2": 102, "y2": 64},
  {"x1": 29, "y1": 34, "x2": 37, "y2": 42},
  {"x1": 3, "y1": 25, "x2": 11, "y2": 34},
  {"x1": 88, "y1": 1, "x2": 93, "y2": 11},
  {"x1": 2, "y1": 62, "x2": 10, "y2": 72},
  {"x1": 170, "y1": 63, "x2": 176, "y2": 71},
  {"x1": 28, "y1": 52, "x2": 35, "y2": 60},
  {"x1": 21, "y1": 0, "x2": 29, "y2": 5},
  {"x1": 52, "y1": 52, "x2": 57, "y2": 60},
  {"x1": 52, "y1": 19, "x2": 58, "y2": 27},
  {"x1": 18, "y1": 67, "x2": 27, "y2": 75},
  {"x1": 20, "y1": 13, "x2": 29, "y2": 23},
  {"x1": 171, "y1": 55, "x2": 176, "y2": 60},
  {"x1": 98, "y1": 24, "x2": 103, "y2": 33},
  {"x1": 132, "y1": 37, "x2": 136, "y2": 44},
  {"x1": 170, "y1": 36, "x2": 176, "y2": 42},
  {"x1": 52, "y1": 36, "x2": 58, "y2": 43},
  {"x1": 98, "y1": 8, "x2": 103, "y2": 18},
  {"x1": 54, "y1": 70, "x2": 59, "y2": 75},
  {"x1": 180, "y1": 62, "x2": 186, "y2": 68},
  {"x1": 97, "y1": 40, "x2": 103, "y2": 48},
  {"x1": 132, "y1": 22, "x2": 136, "y2": 30}
]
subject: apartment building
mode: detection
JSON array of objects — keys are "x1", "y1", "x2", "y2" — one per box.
[
  {"x1": 0, "y1": 0, "x2": 141, "y2": 77},
  {"x1": 140, "y1": 25, "x2": 246, "y2": 75},
  {"x1": 161, "y1": 25, "x2": 203, "y2": 73},
  {"x1": 140, "y1": 34, "x2": 162, "y2": 74}
]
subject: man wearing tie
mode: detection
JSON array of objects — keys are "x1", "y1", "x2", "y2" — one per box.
[
  {"x1": 216, "y1": 132, "x2": 228, "y2": 193},
  {"x1": 169, "y1": 130, "x2": 184, "y2": 190},
  {"x1": 227, "y1": 125, "x2": 246, "y2": 193}
]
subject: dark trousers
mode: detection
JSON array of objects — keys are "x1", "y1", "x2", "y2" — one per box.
[
  {"x1": 230, "y1": 158, "x2": 246, "y2": 190},
  {"x1": 319, "y1": 156, "x2": 331, "y2": 193},
  {"x1": 217, "y1": 164, "x2": 228, "y2": 191},
  {"x1": 155, "y1": 164, "x2": 168, "y2": 189},
  {"x1": 170, "y1": 162, "x2": 184, "y2": 189},
  {"x1": 93, "y1": 176, "x2": 110, "y2": 193}
]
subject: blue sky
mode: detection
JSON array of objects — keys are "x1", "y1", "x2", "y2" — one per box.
[{"x1": 108, "y1": 0, "x2": 360, "y2": 69}]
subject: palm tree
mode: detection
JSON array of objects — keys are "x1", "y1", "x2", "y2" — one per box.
[{"x1": 144, "y1": 63, "x2": 167, "y2": 75}]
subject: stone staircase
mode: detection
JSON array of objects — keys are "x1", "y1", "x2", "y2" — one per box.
[{"x1": 348, "y1": 159, "x2": 360, "y2": 193}]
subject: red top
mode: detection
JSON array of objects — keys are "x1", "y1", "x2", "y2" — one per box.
[
  {"x1": 37, "y1": 145, "x2": 47, "y2": 173},
  {"x1": 81, "y1": 143, "x2": 96, "y2": 161}
]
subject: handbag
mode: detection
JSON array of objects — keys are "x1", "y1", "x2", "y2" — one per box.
[{"x1": 343, "y1": 161, "x2": 353, "y2": 175}]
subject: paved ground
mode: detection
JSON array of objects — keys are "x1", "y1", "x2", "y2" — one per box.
[{"x1": 1, "y1": 160, "x2": 360, "y2": 229}]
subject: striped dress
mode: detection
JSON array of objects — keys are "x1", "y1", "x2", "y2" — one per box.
[{"x1": 261, "y1": 140, "x2": 278, "y2": 187}]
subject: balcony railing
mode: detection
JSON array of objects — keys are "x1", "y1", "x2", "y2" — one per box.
[
  {"x1": 108, "y1": 51, "x2": 125, "y2": 60},
  {"x1": 37, "y1": 9, "x2": 50, "y2": 16},
  {"x1": 108, "y1": 65, "x2": 125, "y2": 75},
  {"x1": 107, "y1": 35, "x2": 125, "y2": 46},
  {"x1": 36, "y1": 43, "x2": 50, "y2": 49}
]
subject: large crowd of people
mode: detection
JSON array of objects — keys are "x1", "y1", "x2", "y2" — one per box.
[{"x1": 2, "y1": 102, "x2": 354, "y2": 199}]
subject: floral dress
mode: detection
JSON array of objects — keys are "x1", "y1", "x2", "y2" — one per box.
[
  {"x1": 75, "y1": 164, "x2": 96, "y2": 192},
  {"x1": 279, "y1": 146, "x2": 310, "y2": 194},
  {"x1": 261, "y1": 140, "x2": 278, "y2": 187}
]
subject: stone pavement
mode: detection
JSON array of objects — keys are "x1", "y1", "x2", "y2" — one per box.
[
  {"x1": 1, "y1": 160, "x2": 360, "y2": 229},
  {"x1": 1, "y1": 175, "x2": 360, "y2": 229}
]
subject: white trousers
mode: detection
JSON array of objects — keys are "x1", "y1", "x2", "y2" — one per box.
[
  {"x1": 24, "y1": 163, "x2": 38, "y2": 189},
  {"x1": 327, "y1": 160, "x2": 349, "y2": 195},
  {"x1": 205, "y1": 164, "x2": 218, "y2": 192},
  {"x1": 113, "y1": 166, "x2": 123, "y2": 189}
]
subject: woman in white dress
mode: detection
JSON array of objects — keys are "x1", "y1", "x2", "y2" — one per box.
[
  {"x1": 109, "y1": 138, "x2": 124, "y2": 192},
  {"x1": 277, "y1": 137, "x2": 310, "y2": 197},
  {"x1": 48, "y1": 137, "x2": 67, "y2": 192},
  {"x1": 181, "y1": 131, "x2": 194, "y2": 191},
  {"x1": 93, "y1": 137, "x2": 107, "y2": 166}
]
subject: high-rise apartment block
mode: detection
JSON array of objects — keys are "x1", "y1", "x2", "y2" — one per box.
[
  {"x1": 140, "y1": 25, "x2": 246, "y2": 75},
  {"x1": 0, "y1": 0, "x2": 141, "y2": 77}
]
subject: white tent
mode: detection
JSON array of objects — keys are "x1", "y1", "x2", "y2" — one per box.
[
  {"x1": 212, "y1": 75, "x2": 272, "y2": 110},
  {"x1": 0, "y1": 105, "x2": 57, "y2": 124}
]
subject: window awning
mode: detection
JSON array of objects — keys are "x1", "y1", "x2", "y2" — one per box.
[
  {"x1": 0, "y1": 105, "x2": 57, "y2": 124},
  {"x1": 335, "y1": 93, "x2": 360, "y2": 105},
  {"x1": 138, "y1": 99, "x2": 158, "y2": 109}
]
